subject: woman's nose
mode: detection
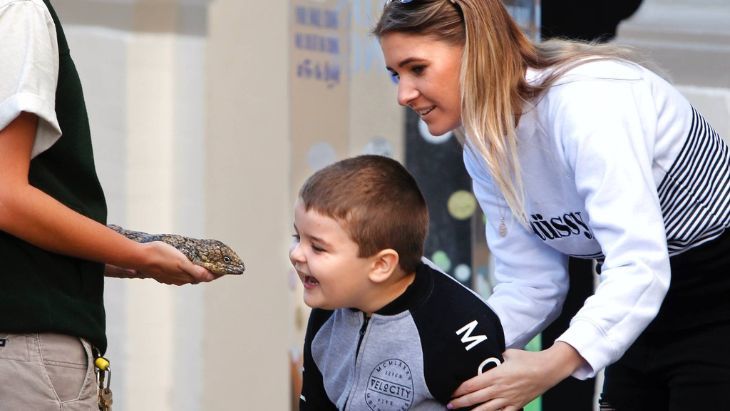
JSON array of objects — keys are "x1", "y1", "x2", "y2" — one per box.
[{"x1": 397, "y1": 80, "x2": 418, "y2": 107}]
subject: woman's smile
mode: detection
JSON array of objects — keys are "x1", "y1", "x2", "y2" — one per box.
[{"x1": 414, "y1": 105, "x2": 436, "y2": 118}]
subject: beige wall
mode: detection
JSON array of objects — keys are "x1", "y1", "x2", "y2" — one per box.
[{"x1": 349, "y1": 0, "x2": 405, "y2": 159}]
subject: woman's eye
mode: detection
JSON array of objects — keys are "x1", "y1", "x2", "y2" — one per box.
[
  {"x1": 389, "y1": 72, "x2": 400, "y2": 83},
  {"x1": 292, "y1": 234, "x2": 300, "y2": 242},
  {"x1": 412, "y1": 65, "x2": 425, "y2": 75}
]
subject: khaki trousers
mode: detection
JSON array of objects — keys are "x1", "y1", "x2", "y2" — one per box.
[{"x1": 0, "y1": 333, "x2": 97, "y2": 411}]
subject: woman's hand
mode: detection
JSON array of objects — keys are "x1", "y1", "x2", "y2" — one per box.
[{"x1": 448, "y1": 342, "x2": 586, "y2": 411}]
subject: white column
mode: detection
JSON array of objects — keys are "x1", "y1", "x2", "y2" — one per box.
[
  {"x1": 65, "y1": 24, "x2": 208, "y2": 411},
  {"x1": 65, "y1": 25, "x2": 133, "y2": 410}
]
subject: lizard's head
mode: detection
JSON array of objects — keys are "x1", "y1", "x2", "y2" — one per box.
[{"x1": 197, "y1": 240, "x2": 246, "y2": 275}]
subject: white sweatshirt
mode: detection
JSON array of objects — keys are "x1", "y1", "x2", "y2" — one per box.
[{"x1": 464, "y1": 59, "x2": 730, "y2": 379}]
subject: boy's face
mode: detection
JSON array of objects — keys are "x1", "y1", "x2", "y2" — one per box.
[{"x1": 290, "y1": 200, "x2": 375, "y2": 310}]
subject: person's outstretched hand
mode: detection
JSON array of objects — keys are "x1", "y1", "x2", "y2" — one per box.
[
  {"x1": 448, "y1": 342, "x2": 585, "y2": 411},
  {"x1": 114, "y1": 241, "x2": 218, "y2": 285}
]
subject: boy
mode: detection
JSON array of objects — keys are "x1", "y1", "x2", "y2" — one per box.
[{"x1": 291, "y1": 155, "x2": 506, "y2": 410}]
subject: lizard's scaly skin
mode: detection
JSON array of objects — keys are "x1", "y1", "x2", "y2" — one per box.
[{"x1": 108, "y1": 224, "x2": 245, "y2": 275}]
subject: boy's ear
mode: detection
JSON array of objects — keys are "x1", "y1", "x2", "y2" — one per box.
[{"x1": 368, "y1": 249, "x2": 399, "y2": 284}]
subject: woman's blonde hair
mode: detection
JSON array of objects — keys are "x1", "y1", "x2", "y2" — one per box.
[{"x1": 373, "y1": 0, "x2": 639, "y2": 223}]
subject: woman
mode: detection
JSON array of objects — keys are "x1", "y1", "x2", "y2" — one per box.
[{"x1": 374, "y1": 0, "x2": 730, "y2": 410}]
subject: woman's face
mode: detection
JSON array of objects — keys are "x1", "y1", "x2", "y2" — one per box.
[{"x1": 380, "y1": 32, "x2": 464, "y2": 136}]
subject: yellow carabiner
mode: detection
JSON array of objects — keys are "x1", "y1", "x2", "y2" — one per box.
[
  {"x1": 94, "y1": 356, "x2": 110, "y2": 372},
  {"x1": 95, "y1": 356, "x2": 113, "y2": 410}
]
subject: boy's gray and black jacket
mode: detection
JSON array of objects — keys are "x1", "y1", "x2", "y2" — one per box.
[{"x1": 300, "y1": 261, "x2": 505, "y2": 410}]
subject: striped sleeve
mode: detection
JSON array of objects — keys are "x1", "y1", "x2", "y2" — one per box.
[{"x1": 658, "y1": 107, "x2": 730, "y2": 254}]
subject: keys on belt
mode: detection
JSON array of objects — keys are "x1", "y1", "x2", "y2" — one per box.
[{"x1": 95, "y1": 356, "x2": 113, "y2": 411}]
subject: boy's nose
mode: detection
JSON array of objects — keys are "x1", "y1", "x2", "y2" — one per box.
[{"x1": 289, "y1": 242, "x2": 304, "y2": 263}]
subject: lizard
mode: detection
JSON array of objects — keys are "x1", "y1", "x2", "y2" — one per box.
[{"x1": 108, "y1": 224, "x2": 245, "y2": 276}]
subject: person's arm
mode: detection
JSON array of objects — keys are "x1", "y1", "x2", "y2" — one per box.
[
  {"x1": 451, "y1": 62, "x2": 672, "y2": 410},
  {"x1": 442, "y1": 150, "x2": 578, "y2": 409},
  {"x1": 0, "y1": 3, "x2": 214, "y2": 285},
  {"x1": 543, "y1": 64, "x2": 670, "y2": 378},
  {"x1": 0, "y1": 112, "x2": 214, "y2": 285},
  {"x1": 448, "y1": 341, "x2": 584, "y2": 411},
  {"x1": 463, "y1": 146, "x2": 570, "y2": 349}
]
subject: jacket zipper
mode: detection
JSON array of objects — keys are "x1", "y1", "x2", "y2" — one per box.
[
  {"x1": 344, "y1": 314, "x2": 370, "y2": 410},
  {"x1": 356, "y1": 315, "x2": 370, "y2": 354}
]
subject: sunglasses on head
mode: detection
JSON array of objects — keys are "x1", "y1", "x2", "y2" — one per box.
[{"x1": 389, "y1": 0, "x2": 458, "y2": 4}]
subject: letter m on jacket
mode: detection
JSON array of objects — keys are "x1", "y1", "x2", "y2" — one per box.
[{"x1": 456, "y1": 320, "x2": 488, "y2": 351}]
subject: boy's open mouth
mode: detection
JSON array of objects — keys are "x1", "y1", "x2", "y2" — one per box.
[{"x1": 304, "y1": 275, "x2": 320, "y2": 287}]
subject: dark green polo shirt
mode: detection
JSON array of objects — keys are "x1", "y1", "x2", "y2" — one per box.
[{"x1": 0, "y1": 0, "x2": 108, "y2": 353}]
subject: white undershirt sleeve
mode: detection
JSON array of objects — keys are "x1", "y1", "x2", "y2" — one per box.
[{"x1": 0, "y1": 0, "x2": 61, "y2": 158}]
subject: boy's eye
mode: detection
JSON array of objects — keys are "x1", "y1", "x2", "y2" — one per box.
[
  {"x1": 292, "y1": 234, "x2": 300, "y2": 242},
  {"x1": 312, "y1": 244, "x2": 326, "y2": 253}
]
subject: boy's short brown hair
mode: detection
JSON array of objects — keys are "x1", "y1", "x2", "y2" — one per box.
[{"x1": 299, "y1": 155, "x2": 428, "y2": 273}]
